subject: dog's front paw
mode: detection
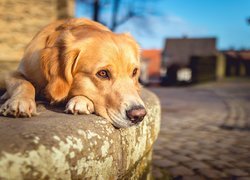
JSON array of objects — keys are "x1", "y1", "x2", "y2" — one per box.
[
  {"x1": 0, "y1": 98, "x2": 37, "y2": 117},
  {"x1": 65, "y1": 96, "x2": 94, "y2": 115}
]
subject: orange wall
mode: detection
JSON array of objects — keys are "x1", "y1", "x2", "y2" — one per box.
[{"x1": 142, "y1": 49, "x2": 162, "y2": 77}]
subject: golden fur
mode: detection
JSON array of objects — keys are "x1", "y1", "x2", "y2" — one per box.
[{"x1": 0, "y1": 18, "x2": 146, "y2": 128}]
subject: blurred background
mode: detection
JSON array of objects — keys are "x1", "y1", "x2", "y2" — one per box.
[{"x1": 0, "y1": 0, "x2": 250, "y2": 179}]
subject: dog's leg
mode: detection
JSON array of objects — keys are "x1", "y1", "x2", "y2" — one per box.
[
  {"x1": 0, "y1": 72, "x2": 37, "y2": 117},
  {"x1": 65, "y1": 96, "x2": 94, "y2": 115}
]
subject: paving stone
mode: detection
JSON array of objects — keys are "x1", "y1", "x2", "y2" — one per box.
[
  {"x1": 236, "y1": 161, "x2": 250, "y2": 168},
  {"x1": 218, "y1": 154, "x2": 237, "y2": 162},
  {"x1": 245, "y1": 168, "x2": 250, "y2": 174},
  {"x1": 168, "y1": 154, "x2": 192, "y2": 163},
  {"x1": 225, "y1": 168, "x2": 249, "y2": 176},
  {"x1": 153, "y1": 144, "x2": 165, "y2": 151},
  {"x1": 237, "y1": 177, "x2": 250, "y2": 180},
  {"x1": 208, "y1": 160, "x2": 234, "y2": 169},
  {"x1": 167, "y1": 145, "x2": 183, "y2": 151},
  {"x1": 156, "y1": 149, "x2": 174, "y2": 157},
  {"x1": 197, "y1": 168, "x2": 225, "y2": 179},
  {"x1": 154, "y1": 138, "x2": 167, "y2": 147},
  {"x1": 182, "y1": 175, "x2": 206, "y2": 180},
  {"x1": 149, "y1": 80, "x2": 250, "y2": 179},
  {"x1": 199, "y1": 149, "x2": 217, "y2": 156},
  {"x1": 230, "y1": 147, "x2": 250, "y2": 154},
  {"x1": 191, "y1": 154, "x2": 213, "y2": 161},
  {"x1": 152, "y1": 154, "x2": 163, "y2": 160},
  {"x1": 177, "y1": 149, "x2": 197, "y2": 156},
  {"x1": 152, "y1": 167, "x2": 163, "y2": 179},
  {"x1": 152, "y1": 159, "x2": 178, "y2": 168},
  {"x1": 184, "y1": 161, "x2": 210, "y2": 170},
  {"x1": 169, "y1": 166, "x2": 194, "y2": 176}
]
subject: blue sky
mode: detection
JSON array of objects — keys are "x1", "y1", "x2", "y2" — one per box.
[{"x1": 76, "y1": 0, "x2": 250, "y2": 50}]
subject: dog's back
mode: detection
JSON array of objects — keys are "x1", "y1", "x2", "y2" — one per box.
[{"x1": 0, "y1": 18, "x2": 147, "y2": 128}]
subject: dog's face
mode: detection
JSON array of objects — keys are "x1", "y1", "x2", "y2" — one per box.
[{"x1": 70, "y1": 32, "x2": 147, "y2": 128}]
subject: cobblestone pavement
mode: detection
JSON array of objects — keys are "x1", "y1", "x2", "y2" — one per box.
[{"x1": 149, "y1": 79, "x2": 250, "y2": 180}]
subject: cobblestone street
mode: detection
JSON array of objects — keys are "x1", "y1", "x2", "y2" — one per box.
[{"x1": 149, "y1": 79, "x2": 250, "y2": 180}]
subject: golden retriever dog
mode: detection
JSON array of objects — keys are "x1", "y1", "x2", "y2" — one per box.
[{"x1": 0, "y1": 18, "x2": 147, "y2": 128}]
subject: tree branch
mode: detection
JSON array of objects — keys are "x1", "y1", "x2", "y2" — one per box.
[
  {"x1": 247, "y1": 17, "x2": 250, "y2": 25},
  {"x1": 111, "y1": 11, "x2": 135, "y2": 31}
]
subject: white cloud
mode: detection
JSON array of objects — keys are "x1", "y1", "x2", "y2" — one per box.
[{"x1": 165, "y1": 15, "x2": 186, "y2": 25}]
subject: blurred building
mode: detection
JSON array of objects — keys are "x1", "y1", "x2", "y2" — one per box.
[
  {"x1": 222, "y1": 50, "x2": 250, "y2": 77},
  {"x1": 140, "y1": 49, "x2": 161, "y2": 85},
  {"x1": 161, "y1": 37, "x2": 218, "y2": 85}
]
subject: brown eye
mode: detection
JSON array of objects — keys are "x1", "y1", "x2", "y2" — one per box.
[
  {"x1": 97, "y1": 70, "x2": 110, "y2": 79},
  {"x1": 132, "y1": 68, "x2": 138, "y2": 77}
]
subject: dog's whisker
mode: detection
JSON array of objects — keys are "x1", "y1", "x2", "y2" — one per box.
[{"x1": 107, "y1": 109, "x2": 130, "y2": 128}]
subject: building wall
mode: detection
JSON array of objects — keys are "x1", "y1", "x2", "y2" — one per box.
[
  {"x1": 223, "y1": 51, "x2": 250, "y2": 77},
  {"x1": 162, "y1": 38, "x2": 217, "y2": 67},
  {"x1": 216, "y1": 53, "x2": 226, "y2": 80},
  {"x1": 141, "y1": 50, "x2": 161, "y2": 77},
  {"x1": 0, "y1": 0, "x2": 58, "y2": 61},
  {"x1": 0, "y1": 0, "x2": 75, "y2": 61},
  {"x1": 0, "y1": 0, "x2": 75, "y2": 88},
  {"x1": 190, "y1": 56, "x2": 217, "y2": 83}
]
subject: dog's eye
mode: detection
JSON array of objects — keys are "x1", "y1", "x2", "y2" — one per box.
[
  {"x1": 97, "y1": 70, "x2": 110, "y2": 79},
  {"x1": 132, "y1": 68, "x2": 138, "y2": 77}
]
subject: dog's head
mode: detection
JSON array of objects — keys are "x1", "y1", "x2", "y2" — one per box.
[{"x1": 52, "y1": 26, "x2": 147, "y2": 128}]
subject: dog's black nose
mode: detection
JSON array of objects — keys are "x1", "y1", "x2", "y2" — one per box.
[{"x1": 126, "y1": 106, "x2": 147, "y2": 123}]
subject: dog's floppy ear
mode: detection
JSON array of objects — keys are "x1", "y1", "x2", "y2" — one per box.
[{"x1": 41, "y1": 31, "x2": 81, "y2": 103}]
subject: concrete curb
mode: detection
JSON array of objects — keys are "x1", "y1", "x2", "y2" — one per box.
[{"x1": 0, "y1": 89, "x2": 160, "y2": 179}]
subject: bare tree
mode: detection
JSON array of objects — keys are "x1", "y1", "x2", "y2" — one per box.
[
  {"x1": 93, "y1": 0, "x2": 100, "y2": 21},
  {"x1": 78, "y1": 0, "x2": 101, "y2": 21},
  {"x1": 111, "y1": 0, "x2": 120, "y2": 30},
  {"x1": 78, "y1": 0, "x2": 160, "y2": 31},
  {"x1": 247, "y1": 17, "x2": 250, "y2": 25}
]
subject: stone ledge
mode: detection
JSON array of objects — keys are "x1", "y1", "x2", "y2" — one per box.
[{"x1": 0, "y1": 89, "x2": 160, "y2": 179}]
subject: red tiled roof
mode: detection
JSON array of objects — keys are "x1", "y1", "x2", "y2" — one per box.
[
  {"x1": 239, "y1": 51, "x2": 250, "y2": 61},
  {"x1": 141, "y1": 49, "x2": 161, "y2": 77},
  {"x1": 224, "y1": 51, "x2": 238, "y2": 58},
  {"x1": 223, "y1": 50, "x2": 250, "y2": 61}
]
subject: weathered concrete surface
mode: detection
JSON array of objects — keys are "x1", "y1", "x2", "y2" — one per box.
[{"x1": 0, "y1": 89, "x2": 160, "y2": 179}]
